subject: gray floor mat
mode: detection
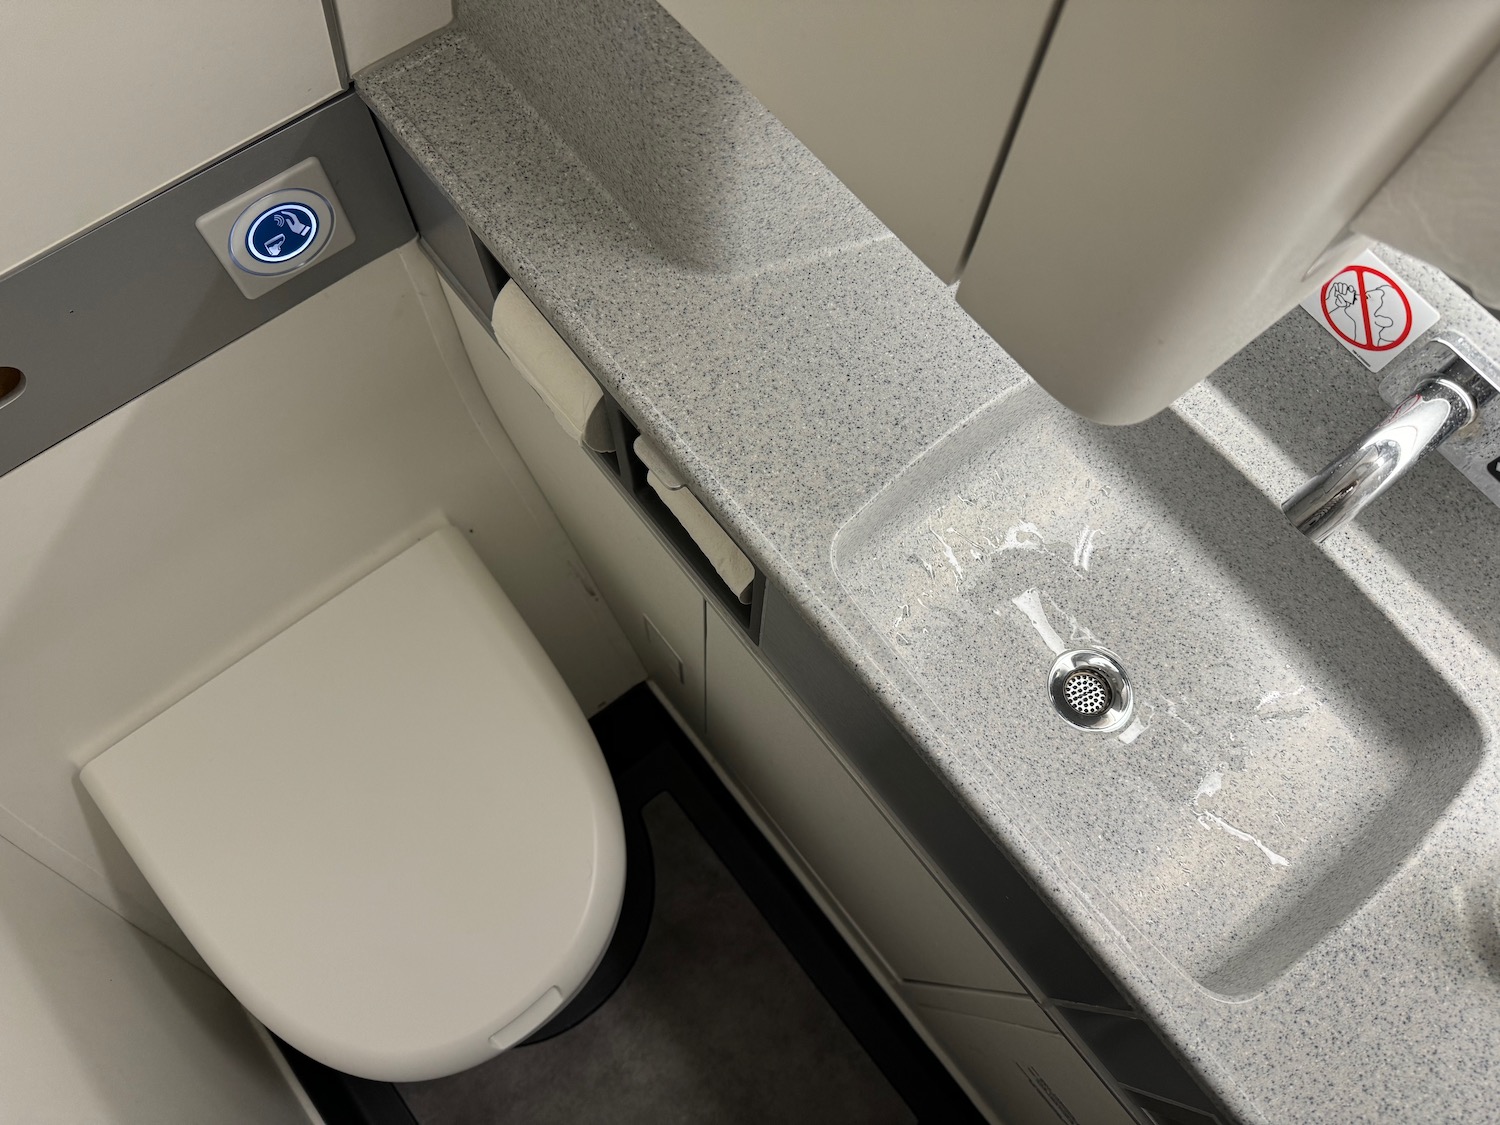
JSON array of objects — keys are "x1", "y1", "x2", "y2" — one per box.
[{"x1": 397, "y1": 795, "x2": 916, "y2": 1125}]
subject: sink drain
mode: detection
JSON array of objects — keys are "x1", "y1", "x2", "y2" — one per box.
[
  {"x1": 1049, "y1": 649, "x2": 1133, "y2": 732},
  {"x1": 1061, "y1": 668, "x2": 1112, "y2": 716}
]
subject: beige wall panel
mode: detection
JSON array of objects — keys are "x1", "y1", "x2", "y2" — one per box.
[
  {"x1": 1355, "y1": 48, "x2": 1500, "y2": 310},
  {"x1": 0, "y1": 835, "x2": 312, "y2": 1124},
  {"x1": 659, "y1": 0, "x2": 1054, "y2": 281},
  {"x1": 0, "y1": 2, "x2": 341, "y2": 278},
  {"x1": 335, "y1": 0, "x2": 453, "y2": 74}
]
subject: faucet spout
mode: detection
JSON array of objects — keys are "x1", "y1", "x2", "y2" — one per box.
[{"x1": 1282, "y1": 376, "x2": 1479, "y2": 543}]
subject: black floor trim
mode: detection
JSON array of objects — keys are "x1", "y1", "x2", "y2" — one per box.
[
  {"x1": 590, "y1": 686, "x2": 984, "y2": 1125},
  {"x1": 277, "y1": 684, "x2": 983, "y2": 1125},
  {"x1": 518, "y1": 755, "x2": 656, "y2": 1044},
  {"x1": 274, "y1": 1036, "x2": 418, "y2": 1125}
]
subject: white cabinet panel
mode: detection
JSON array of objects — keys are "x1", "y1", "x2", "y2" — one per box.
[
  {"x1": 958, "y1": 0, "x2": 1500, "y2": 424},
  {"x1": 704, "y1": 608, "x2": 1022, "y2": 994},
  {"x1": 915, "y1": 1006, "x2": 1135, "y2": 1125},
  {"x1": 440, "y1": 281, "x2": 716, "y2": 732},
  {"x1": 659, "y1": 0, "x2": 1054, "y2": 282},
  {"x1": 0, "y1": 3, "x2": 341, "y2": 278}
]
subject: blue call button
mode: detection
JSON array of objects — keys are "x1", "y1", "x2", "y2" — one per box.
[{"x1": 246, "y1": 202, "x2": 320, "y2": 264}]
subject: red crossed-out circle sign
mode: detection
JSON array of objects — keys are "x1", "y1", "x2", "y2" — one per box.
[{"x1": 1319, "y1": 264, "x2": 1414, "y2": 352}]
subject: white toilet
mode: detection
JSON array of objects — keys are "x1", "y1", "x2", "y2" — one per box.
[{"x1": 81, "y1": 526, "x2": 627, "y2": 1081}]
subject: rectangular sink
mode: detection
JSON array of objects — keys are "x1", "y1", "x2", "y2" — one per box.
[{"x1": 833, "y1": 382, "x2": 1482, "y2": 996}]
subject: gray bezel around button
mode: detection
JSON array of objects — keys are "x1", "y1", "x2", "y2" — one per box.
[
  {"x1": 228, "y1": 188, "x2": 335, "y2": 276},
  {"x1": 195, "y1": 156, "x2": 357, "y2": 299}
]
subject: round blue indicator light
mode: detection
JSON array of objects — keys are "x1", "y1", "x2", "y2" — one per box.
[{"x1": 245, "y1": 203, "x2": 320, "y2": 265}]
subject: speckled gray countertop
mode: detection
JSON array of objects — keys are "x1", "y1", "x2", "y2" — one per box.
[{"x1": 361, "y1": 4, "x2": 1500, "y2": 1122}]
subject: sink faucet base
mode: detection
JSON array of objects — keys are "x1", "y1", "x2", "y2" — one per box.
[{"x1": 1282, "y1": 332, "x2": 1500, "y2": 542}]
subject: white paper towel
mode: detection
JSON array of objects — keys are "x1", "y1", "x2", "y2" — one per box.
[
  {"x1": 491, "y1": 281, "x2": 614, "y2": 452},
  {"x1": 632, "y1": 434, "x2": 685, "y2": 490},
  {"x1": 645, "y1": 469, "x2": 755, "y2": 604}
]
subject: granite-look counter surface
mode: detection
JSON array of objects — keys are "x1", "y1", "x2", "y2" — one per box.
[{"x1": 360, "y1": 5, "x2": 1500, "y2": 1122}]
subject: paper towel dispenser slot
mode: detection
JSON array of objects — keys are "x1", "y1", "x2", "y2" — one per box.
[
  {"x1": 492, "y1": 283, "x2": 614, "y2": 454},
  {"x1": 374, "y1": 115, "x2": 507, "y2": 329},
  {"x1": 371, "y1": 105, "x2": 765, "y2": 638},
  {"x1": 635, "y1": 435, "x2": 754, "y2": 606},
  {"x1": 618, "y1": 414, "x2": 765, "y2": 637}
]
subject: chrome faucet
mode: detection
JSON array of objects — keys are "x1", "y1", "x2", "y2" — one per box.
[{"x1": 1282, "y1": 334, "x2": 1499, "y2": 542}]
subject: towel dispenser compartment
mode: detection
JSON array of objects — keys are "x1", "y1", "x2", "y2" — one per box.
[
  {"x1": 374, "y1": 116, "x2": 506, "y2": 327},
  {"x1": 371, "y1": 101, "x2": 766, "y2": 639},
  {"x1": 575, "y1": 391, "x2": 764, "y2": 638}
]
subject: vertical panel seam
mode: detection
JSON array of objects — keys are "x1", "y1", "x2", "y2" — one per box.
[
  {"x1": 955, "y1": 0, "x2": 1068, "y2": 279},
  {"x1": 319, "y1": 0, "x2": 352, "y2": 88}
]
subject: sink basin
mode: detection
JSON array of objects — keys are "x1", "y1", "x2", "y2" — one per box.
[{"x1": 833, "y1": 382, "x2": 1483, "y2": 996}]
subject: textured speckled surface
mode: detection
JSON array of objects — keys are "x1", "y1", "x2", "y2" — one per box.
[
  {"x1": 834, "y1": 380, "x2": 1484, "y2": 999},
  {"x1": 361, "y1": 6, "x2": 1500, "y2": 1122},
  {"x1": 452, "y1": 0, "x2": 886, "y2": 273}
]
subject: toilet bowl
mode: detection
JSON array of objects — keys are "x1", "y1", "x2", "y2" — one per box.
[{"x1": 81, "y1": 526, "x2": 627, "y2": 1081}]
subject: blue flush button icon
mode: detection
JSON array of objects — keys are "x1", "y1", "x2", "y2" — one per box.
[
  {"x1": 246, "y1": 203, "x2": 319, "y2": 264},
  {"x1": 199, "y1": 159, "x2": 353, "y2": 297}
]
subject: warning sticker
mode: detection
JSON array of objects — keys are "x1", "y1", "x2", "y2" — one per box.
[{"x1": 1301, "y1": 249, "x2": 1439, "y2": 372}]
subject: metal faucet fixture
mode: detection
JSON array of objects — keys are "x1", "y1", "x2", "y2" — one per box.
[{"x1": 1283, "y1": 333, "x2": 1500, "y2": 542}]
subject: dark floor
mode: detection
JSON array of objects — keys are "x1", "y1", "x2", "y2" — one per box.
[{"x1": 396, "y1": 795, "x2": 916, "y2": 1125}]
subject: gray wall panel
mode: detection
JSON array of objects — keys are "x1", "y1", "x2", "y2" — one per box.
[{"x1": 0, "y1": 93, "x2": 414, "y2": 478}]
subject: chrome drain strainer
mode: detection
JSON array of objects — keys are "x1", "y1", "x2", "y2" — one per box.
[
  {"x1": 1062, "y1": 668, "x2": 1112, "y2": 715},
  {"x1": 1048, "y1": 649, "x2": 1134, "y2": 732}
]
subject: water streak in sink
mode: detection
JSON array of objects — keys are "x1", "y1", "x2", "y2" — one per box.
[{"x1": 834, "y1": 383, "x2": 1482, "y2": 996}]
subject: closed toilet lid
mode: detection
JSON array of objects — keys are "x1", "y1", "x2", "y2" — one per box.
[{"x1": 81, "y1": 527, "x2": 626, "y2": 1082}]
